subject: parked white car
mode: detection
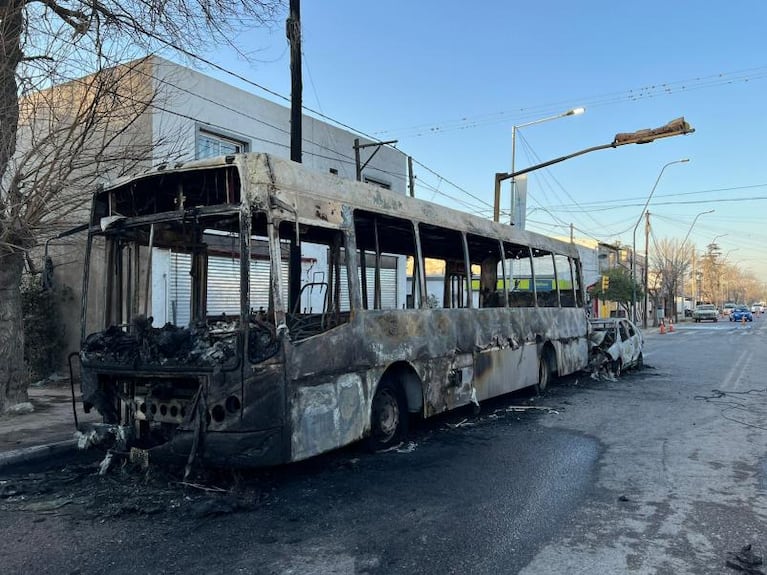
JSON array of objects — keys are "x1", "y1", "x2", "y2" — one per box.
[
  {"x1": 588, "y1": 318, "x2": 644, "y2": 377},
  {"x1": 692, "y1": 304, "x2": 718, "y2": 322}
]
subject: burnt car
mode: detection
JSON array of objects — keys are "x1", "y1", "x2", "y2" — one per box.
[
  {"x1": 692, "y1": 304, "x2": 718, "y2": 323},
  {"x1": 730, "y1": 305, "x2": 753, "y2": 322},
  {"x1": 588, "y1": 318, "x2": 644, "y2": 377}
]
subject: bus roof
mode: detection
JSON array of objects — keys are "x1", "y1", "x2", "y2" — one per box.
[{"x1": 98, "y1": 152, "x2": 580, "y2": 258}]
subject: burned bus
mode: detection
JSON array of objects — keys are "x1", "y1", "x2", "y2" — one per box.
[{"x1": 78, "y1": 153, "x2": 589, "y2": 468}]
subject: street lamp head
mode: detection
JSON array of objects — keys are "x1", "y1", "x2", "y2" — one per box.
[
  {"x1": 566, "y1": 107, "x2": 586, "y2": 117},
  {"x1": 613, "y1": 118, "x2": 695, "y2": 146}
]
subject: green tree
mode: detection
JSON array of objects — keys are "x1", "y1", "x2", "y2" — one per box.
[{"x1": 589, "y1": 267, "x2": 643, "y2": 317}]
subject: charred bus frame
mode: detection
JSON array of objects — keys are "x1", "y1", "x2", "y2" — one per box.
[{"x1": 78, "y1": 153, "x2": 589, "y2": 468}]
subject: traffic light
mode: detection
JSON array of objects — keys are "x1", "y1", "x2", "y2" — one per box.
[{"x1": 601, "y1": 275, "x2": 610, "y2": 291}]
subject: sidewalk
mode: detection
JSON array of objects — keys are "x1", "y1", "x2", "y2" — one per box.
[{"x1": 0, "y1": 382, "x2": 101, "y2": 470}]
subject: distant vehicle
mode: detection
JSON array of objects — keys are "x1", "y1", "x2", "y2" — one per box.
[
  {"x1": 751, "y1": 303, "x2": 764, "y2": 314},
  {"x1": 588, "y1": 318, "x2": 644, "y2": 376},
  {"x1": 722, "y1": 302, "x2": 737, "y2": 316},
  {"x1": 692, "y1": 304, "x2": 718, "y2": 323},
  {"x1": 730, "y1": 306, "x2": 753, "y2": 322}
]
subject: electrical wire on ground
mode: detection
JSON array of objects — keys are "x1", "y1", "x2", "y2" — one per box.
[{"x1": 693, "y1": 388, "x2": 767, "y2": 431}]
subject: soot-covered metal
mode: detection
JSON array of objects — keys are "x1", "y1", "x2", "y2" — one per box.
[{"x1": 78, "y1": 153, "x2": 591, "y2": 470}]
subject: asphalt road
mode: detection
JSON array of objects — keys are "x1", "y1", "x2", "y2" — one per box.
[{"x1": 1, "y1": 318, "x2": 765, "y2": 574}]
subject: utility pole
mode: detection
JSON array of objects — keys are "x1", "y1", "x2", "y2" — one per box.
[
  {"x1": 287, "y1": 0, "x2": 302, "y2": 311},
  {"x1": 408, "y1": 156, "x2": 415, "y2": 197},
  {"x1": 287, "y1": 0, "x2": 302, "y2": 163},
  {"x1": 643, "y1": 211, "x2": 651, "y2": 328},
  {"x1": 570, "y1": 223, "x2": 574, "y2": 243},
  {"x1": 353, "y1": 138, "x2": 398, "y2": 182}
]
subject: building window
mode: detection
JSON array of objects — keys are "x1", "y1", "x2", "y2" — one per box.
[
  {"x1": 329, "y1": 168, "x2": 339, "y2": 175},
  {"x1": 196, "y1": 129, "x2": 248, "y2": 159},
  {"x1": 363, "y1": 176, "x2": 391, "y2": 190}
]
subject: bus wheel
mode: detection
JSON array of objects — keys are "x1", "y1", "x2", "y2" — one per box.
[
  {"x1": 367, "y1": 380, "x2": 408, "y2": 451},
  {"x1": 536, "y1": 355, "x2": 551, "y2": 394}
]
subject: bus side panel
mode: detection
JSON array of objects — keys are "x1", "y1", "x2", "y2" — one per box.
[
  {"x1": 472, "y1": 342, "x2": 539, "y2": 402},
  {"x1": 289, "y1": 371, "x2": 371, "y2": 462},
  {"x1": 553, "y1": 337, "x2": 589, "y2": 376}
]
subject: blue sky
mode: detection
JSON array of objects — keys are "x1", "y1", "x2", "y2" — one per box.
[{"x1": 194, "y1": 1, "x2": 767, "y2": 282}]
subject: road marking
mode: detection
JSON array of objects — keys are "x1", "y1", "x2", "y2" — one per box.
[{"x1": 720, "y1": 347, "x2": 752, "y2": 391}]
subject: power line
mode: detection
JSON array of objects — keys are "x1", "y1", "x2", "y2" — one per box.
[
  {"x1": 410, "y1": 157, "x2": 492, "y2": 209},
  {"x1": 542, "y1": 194, "x2": 767, "y2": 214},
  {"x1": 376, "y1": 65, "x2": 767, "y2": 139},
  {"x1": 544, "y1": 183, "x2": 767, "y2": 212},
  {"x1": 516, "y1": 131, "x2": 605, "y2": 232}
]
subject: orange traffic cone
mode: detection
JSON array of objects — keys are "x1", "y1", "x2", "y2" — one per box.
[
  {"x1": 659, "y1": 321, "x2": 666, "y2": 334},
  {"x1": 668, "y1": 319, "x2": 674, "y2": 333}
]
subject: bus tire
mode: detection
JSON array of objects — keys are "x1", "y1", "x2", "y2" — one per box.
[
  {"x1": 367, "y1": 379, "x2": 409, "y2": 451},
  {"x1": 536, "y1": 354, "x2": 551, "y2": 394}
]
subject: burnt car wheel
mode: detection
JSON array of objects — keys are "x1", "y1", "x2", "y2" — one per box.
[
  {"x1": 636, "y1": 352, "x2": 644, "y2": 370},
  {"x1": 367, "y1": 380, "x2": 408, "y2": 451},
  {"x1": 612, "y1": 359, "x2": 623, "y2": 377}
]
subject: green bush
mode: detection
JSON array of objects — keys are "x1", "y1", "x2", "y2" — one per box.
[{"x1": 21, "y1": 277, "x2": 73, "y2": 381}]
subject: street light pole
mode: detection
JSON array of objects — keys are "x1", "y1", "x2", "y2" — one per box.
[
  {"x1": 493, "y1": 117, "x2": 696, "y2": 224},
  {"x1": 681, "y1": 209, "x2": 715, "y2": 250},
  {"x1": 709, "y1": 234, "x2": 728, "y2": 250},
  {"x1": 508, "y1": 107, "x2": 585, "y2": 225},
  {"x1": 679, "y1": 209, "x2": 714, "y2": 320},
  {"x1": 631, "y1": 158, "x2": 690, "y2": 327}
]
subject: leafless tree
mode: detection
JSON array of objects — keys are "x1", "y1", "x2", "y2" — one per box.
[
  {"x1": 697, "y1": 243, "x2": 722, "y2": 306},
  {"x1": 650, "y1": 237, "x2": 693, "y2": 323},
  {"x1": 0, "y1": 0, "x2": 282, "y2": 412}
]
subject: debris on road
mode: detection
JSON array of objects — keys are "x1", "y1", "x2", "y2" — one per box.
[
  {"x1": 726, "y1": 544, "x2": 764, "y2": 574},
  {"x1": 395, "y1": 442, "x2": 417, "y2": 454},
  {"x1": 377, "y1": 441, "x2": 418, "y2": 454},
  {"x1": 447, "y1": 418, "x2": 475, "y2": 429},
  {"x1": 504, "y1": 405, "x2": 560, "y2": 415}
]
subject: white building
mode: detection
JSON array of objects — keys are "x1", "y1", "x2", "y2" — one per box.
[
  {"x1": 43, "y1": 56, "x2": 407, "y2": 360},
  {"x1": 147, "y1": 57, "x2": 405, "y2": 192}
]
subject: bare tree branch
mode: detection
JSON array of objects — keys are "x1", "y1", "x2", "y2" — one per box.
[{"x1": 0, "y1": 0, "x2": 284, "y2": 410}]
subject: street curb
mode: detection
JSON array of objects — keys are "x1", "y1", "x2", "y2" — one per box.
[{"x1": 0, "y1": 439, "x2": 78, "y2": 472}]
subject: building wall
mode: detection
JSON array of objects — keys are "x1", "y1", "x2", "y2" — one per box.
[
  {"x1": 39, "y1": 56, "x2": 407, "y2": 372},
  {"x1": 150, "y1": 57, "x2": 405, "y2": 193}
]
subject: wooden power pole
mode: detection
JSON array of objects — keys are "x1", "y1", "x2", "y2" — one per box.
[
  {"x1": 287, "y1": 0, "x2": 302, "y2": 163},
  {"x1": 287, "y1": 0, "x2": 302, "y2": 311}
]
